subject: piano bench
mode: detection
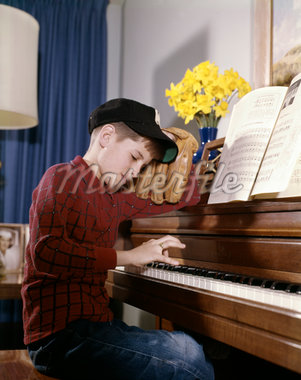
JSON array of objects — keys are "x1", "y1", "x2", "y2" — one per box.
[{"x1": 0, "y1": 350, "x2": 57, "y2": 379}]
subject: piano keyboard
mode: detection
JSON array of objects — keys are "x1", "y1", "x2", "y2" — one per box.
[{"x1": 123, "y1": 262, "x2": 301, "y2": 313}]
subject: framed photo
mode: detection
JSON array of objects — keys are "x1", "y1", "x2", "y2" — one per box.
[
  {"x1": 272, "y1": 0, "x2": 301, "y2": 86},
  {"x1": 254, "y1": 0, "x2": 301, "y2": 88},
  {"x1": 0, "y1": 223, "x2": 24, "y2": 274}
]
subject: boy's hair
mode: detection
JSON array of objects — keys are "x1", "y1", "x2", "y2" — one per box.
[{"x1": 91, "y1": 122, "x2": 165, "y2": 161}]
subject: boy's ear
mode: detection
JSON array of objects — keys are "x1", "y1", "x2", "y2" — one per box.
[{"x1": 98, "y1": 124, "x2": 116, "y2": 147}]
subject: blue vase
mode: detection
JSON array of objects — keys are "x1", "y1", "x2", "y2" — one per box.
[{"x1": 192, "y1": 127, "x2": 218, "y2": 164}]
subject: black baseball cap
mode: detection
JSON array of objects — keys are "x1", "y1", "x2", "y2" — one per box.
[{"x1": 88, "y1": 98, "x2": 178, "y2": 163}]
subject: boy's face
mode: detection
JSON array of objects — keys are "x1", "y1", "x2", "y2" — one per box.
[{"x1": 97, "y1": 136, "x2": 153, "y2": 191}]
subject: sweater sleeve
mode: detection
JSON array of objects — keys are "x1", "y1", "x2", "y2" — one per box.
[{"x1": 29, "y1": 163, "x2": 117, "y2": 276}]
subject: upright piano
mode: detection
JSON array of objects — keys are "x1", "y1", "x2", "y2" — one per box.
[{"x1": 106, "y1": 199, "x2": 301, "y2": 375}]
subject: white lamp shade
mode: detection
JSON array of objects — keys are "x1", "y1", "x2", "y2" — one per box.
[{"x1": 0, "y1": 4, "x2": 39, "y2": 130}]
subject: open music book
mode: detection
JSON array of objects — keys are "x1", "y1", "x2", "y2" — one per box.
[{"x1": 208, "y1": 73, "x2": 301, "y2": 204}]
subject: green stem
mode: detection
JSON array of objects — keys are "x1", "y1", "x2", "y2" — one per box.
[{"x1": 194, "y1": 110, "x2": 220, "y2": 128}]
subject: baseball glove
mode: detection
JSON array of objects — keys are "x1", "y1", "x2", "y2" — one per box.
[{"x1": 135, "y1": 127, "x2": 198, "y2": 204}]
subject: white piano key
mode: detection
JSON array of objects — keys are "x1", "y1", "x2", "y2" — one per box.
[
  {"x1": 294, "y1": 296, "x2": 301, "y2": 312},
  {"x1": 254, "y1": 288, "x2": 265, "y2": 303},
  {"x1": 282, "y1": 293, "x2": 292, "y2": 309},
  {"x1": 223, "y1": 282, "x2": 232, "y2": 296},
  {"x1": 179, "y1": 274, "x2": 186, "y2": 285},
  {"x1": 229, "y1": 283, "x2": 241, "y2": 297},
  {"x1": 188, "y1": 275, "x2": 194, "y2": 287},
  {"x1": 239, "y1": 284, "x2": 249, "y2": 299},
  {"x1": 263, "y1": 290, "x2": 274, "y2": 306},
  {"x1": 276, "y1": 291, "x2": 286, "y2": 308},
  {"x1": 247, "y1": 287, "x2": 256, "y2": 301}
]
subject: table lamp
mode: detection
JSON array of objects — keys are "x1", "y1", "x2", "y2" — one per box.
[{"x1": 0, "y1": 4, "x2": 39, "y2": 132}]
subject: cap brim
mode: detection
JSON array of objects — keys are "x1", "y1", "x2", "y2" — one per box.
[{"x1": 162, "y1": 146, "x2": 178, "y2": 163}]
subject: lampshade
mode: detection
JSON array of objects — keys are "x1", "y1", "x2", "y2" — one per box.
[{"x1": 0, "y1": 4, "x2": 39, "y2": 130}]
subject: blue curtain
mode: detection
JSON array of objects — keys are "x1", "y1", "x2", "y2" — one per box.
[
  {"x1": 0, "y1": 0, "x2": 108, "y2": 223},
  {"x1": 0, "y1": 0, "x2": 108, "y2": 345}
]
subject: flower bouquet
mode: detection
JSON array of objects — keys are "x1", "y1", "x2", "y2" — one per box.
[{"x1": 165, "y1": 60, "x2": 251, "y2": 162}]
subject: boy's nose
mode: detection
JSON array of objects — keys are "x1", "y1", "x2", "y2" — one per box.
[
  {"x1": 131, "y1": 169, "x2": 139, "y2": 178},
  {"x1": 132, "y1": 162, "x2": 144, "y2": 178}
]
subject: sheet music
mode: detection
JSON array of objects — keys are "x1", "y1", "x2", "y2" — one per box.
[
  {"x1": 255, "y1": 152, "x2": 301, "y2": 199},
  {"x1": 208, "y1": 86, "x2": 287, "y2": 203},
  {"x1": 251, "y1": 73, "x2": 301, "y2": 196},
  {"x1": 279, "y1": 153, "x2": 301, "y2": 196}
]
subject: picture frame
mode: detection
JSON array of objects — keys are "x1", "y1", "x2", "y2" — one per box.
[
  {"x1": 253, "y1": 0, "x2": 272, "y2": 88},
  {"x1": 0, "y1": 223, "x2": 24, "y2": 274},
  {"x1": 200, "y1": 137, "x2": 225, "y2": 165},
  {"x1": 198, "y1": 137, "x2": 225, "y2": 204},
  {"x1": 24, "y1": 224, "x2": 30, "y2": 249},
  {"x1": 253, "y1": 0, "x2": 301, "y2": 88}
]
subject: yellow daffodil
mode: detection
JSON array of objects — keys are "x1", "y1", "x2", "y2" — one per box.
[
  {"x1": 165, "y1": 61, "x2": 251, "y2": 128},
  {"x1": 214, "y1": 101, "x2": 229, "y2": 118}
]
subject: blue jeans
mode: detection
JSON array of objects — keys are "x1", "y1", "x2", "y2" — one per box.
[{"x1": 28, "y1": 319, "x2": 214, "y2": 380}]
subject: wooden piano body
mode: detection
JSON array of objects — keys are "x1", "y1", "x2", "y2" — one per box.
[{"x1": 106, "y1": 200, "x2": 301, "y2": 375}]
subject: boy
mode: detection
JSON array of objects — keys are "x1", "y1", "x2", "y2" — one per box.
[{"x1": 21, "y1": 98, "x2": 214, "y2": 379}]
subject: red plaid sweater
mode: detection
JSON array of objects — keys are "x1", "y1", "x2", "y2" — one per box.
[{"x1": 21, "y1": 156, "x2": 200, "y2": 345}]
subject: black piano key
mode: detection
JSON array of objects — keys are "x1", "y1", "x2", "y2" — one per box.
[
  {"x1": 180, "y1": 266, "x2": 188, "y2": 273},
  {"x1": 186, "y1": 267, "x2": 198, "y2": 275},
  {"x1": 248, "y1": 277, "x2": 264, "y2": 287},
  {"x1": 170, "y1": 265, "x2": 184, "y2": 272},
  {"x1": 152, "y1": 262, "x2": 163, "y2": 269},
  {"x1": 176, "y1": 265, "x2": 186, "y2": 272},
  {"x1": 195, "y1": 268, "x2": 208, "y2": 276},
  {"x1": 170, "y1": 265, "x2": 181, "y2": 272},
  {"x1": 205, "y1": 271, "x2": 218, "y2": 278},
  {"x1": 223, "y1": 273, "x2": 239, "y2": 282},
  {"x1": 201, "y1": 268, "x2": 209, "y2": 276},
  {"x1": 285, "y1": 284, "x2": 301, "y2": 294},
  {"x1": 215, "y1": 272, "x2": 224, "y2": 279},
  {"x1": 270, "y1": 281, "x2": 290, "y2": 291},
  {"x1": 261, "y1": 279, "x2": 274, "y2": 288},
  {"x1": 165, "y1": 264, "x2": 175, "y2": 271},
  {"x1": 146, "y1": 262, "x2": 154, "y2": 267},
  {"x1": 239, "y1": 276, "x2": 250, "y2": 285},
  {"x1": 205, "y1": 271, "x2": 226, "y2": 279}
]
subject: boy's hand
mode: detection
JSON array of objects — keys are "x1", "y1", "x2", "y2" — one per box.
[{"x1": 116, "y1": 235, "x2": 184, "y2": 267}]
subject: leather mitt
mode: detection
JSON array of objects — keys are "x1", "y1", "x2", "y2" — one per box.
[{"x1": 135, "y1": 127, "x2": 198, "y2": 204}]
